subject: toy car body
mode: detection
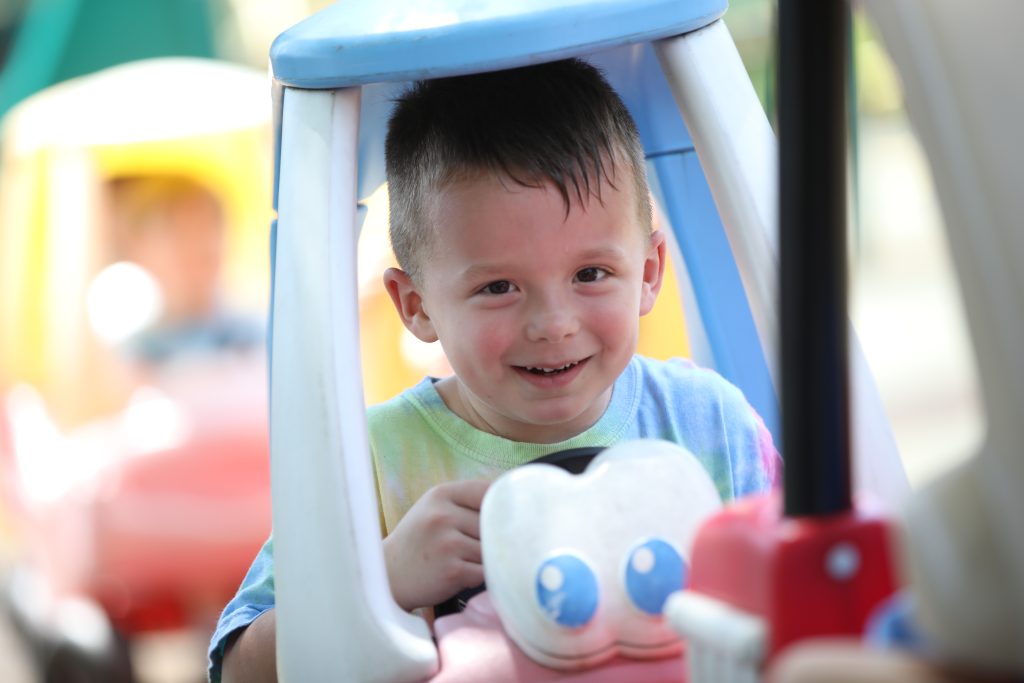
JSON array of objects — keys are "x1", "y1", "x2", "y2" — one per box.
[{"x1": 264, "y1": 1, "x2": 912, "y2": 680}]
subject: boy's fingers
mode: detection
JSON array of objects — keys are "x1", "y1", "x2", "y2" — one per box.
[
  {"x1": 459, "y1": 561, "x2": 484, "y2": 588},
  {"x1": 448, "y1": 505, "x2": 482, "y2": 541},
  {"x1": 446, "y1": 479, "x2": 491, "y2": 510},
  {"x1": 464, "y1": 546, "x2": 482, "y2": 566},
  {"x1": 458, "y1": 535, "x2": 482, "y2": 564}
]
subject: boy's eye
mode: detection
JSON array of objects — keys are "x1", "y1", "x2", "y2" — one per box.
[
  {"x1": 575, "y1": 267, "x2": 608, "y2": 283},
  {"x1": 481, "y1": 280, "x2": 515, "y2": 295}
]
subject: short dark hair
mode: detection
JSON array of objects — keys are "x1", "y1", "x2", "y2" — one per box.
[{"x1": 385, "y1": 58, "x2": 652, "y2": 282}]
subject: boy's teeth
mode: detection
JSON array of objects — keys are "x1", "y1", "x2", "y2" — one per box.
[{"x1": 526, "y1": 361, "x2": 579, "y2": 375}]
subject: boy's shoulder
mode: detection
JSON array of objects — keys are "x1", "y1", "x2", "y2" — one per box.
[
  {"x1": 366, "y1": 377, "x2": 472, "y2": 449},
  {"x1": 632, "y1": 355, "x2": 780, "y2": 493},
  {"x1": 368, "y1": 374, "x2": 435, "y2": 407},
  {"x1": 630, "y1": 354, "x2": 744, "y2": 398},
  {"x1": 630, "y1": 354, "x2": 760, "y2": 427}
]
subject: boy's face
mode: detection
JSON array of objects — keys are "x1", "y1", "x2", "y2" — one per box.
[{"x1": 385, "y1": 173, "x2": 665, "y2": 444}]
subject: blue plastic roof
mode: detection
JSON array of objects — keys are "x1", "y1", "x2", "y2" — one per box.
[{"x1": 271, "y1": 0, "x2": 727, "y2": 88}]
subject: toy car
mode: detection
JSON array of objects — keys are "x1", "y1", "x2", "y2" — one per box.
[{"x1": 261, "y1": 0, "x2": 915, "y2": 680}]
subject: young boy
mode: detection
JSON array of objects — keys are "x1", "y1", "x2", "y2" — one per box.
[{"x1": 211, "y1": 58, "x2": 780, "y2": 682}]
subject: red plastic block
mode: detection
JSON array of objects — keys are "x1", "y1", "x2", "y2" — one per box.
[{"x1": 687, "y1": 492, "x2": 898, "y2": 660}]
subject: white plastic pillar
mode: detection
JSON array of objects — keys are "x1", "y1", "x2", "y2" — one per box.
[
  {"x1": 655, "y1": 20, "x2": 910, "y2": 508},
  {"x1": 270, "y1": 86, "x2": 438, "y2": 682}
]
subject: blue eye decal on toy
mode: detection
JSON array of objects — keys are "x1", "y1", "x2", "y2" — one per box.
[
  {"x1": 624, "y1": 538, "x2": 686, "y2": 615},
  {"x1": 535, "y1": 553, "x2": 599, "y2": 628}
]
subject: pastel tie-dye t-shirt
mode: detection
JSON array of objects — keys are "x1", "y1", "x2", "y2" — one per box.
[{"x1": 372, "y1": 355, "x2": 779, "y2": 534}]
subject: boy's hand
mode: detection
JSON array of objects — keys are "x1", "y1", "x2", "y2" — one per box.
[{"x1": 383, "y1": 479, "x2": 490, "y2": 612}]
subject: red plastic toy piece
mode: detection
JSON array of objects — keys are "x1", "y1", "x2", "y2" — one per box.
[{"x1": 686, "y1": 491, "x2": 898, "y2": 660}]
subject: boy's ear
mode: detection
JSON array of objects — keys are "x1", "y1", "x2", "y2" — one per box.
[
  {"x1": 383, "y1": 267, "x2": 439, "y2": 343},
  {"x1": 639, "y1": 230, "x2": 667, "y2": 316}
]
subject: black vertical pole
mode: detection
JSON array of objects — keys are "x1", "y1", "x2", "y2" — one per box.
[{"x1": 779, "y1": 0, "x2": 852, "y2": 517}]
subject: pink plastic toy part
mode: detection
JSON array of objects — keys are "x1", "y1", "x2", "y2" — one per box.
[{"x1": 432, "y1": 592, "x2": 688, "y2": 682}]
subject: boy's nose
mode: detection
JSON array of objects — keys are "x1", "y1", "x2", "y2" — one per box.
[{"x1": 525, "y1": 300, "x2": 579, "y2": 343}]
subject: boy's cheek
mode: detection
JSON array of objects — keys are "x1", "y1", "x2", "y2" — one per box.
[
  {"x1": 587, "y1": 296, "x2": 642, "y2": 332},
  {"x1": 450, "y1": 322, "x2": 512, "y2": 362}
]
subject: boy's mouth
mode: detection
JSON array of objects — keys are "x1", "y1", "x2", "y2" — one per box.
[{"x1": 516, "y1": 359, "x2": 585, "y2": 376}]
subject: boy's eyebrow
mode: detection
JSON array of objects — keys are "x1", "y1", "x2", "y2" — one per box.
[
  {"x1": 457, "y1": 245, "x2": 630, "y2": 281},
  {"x1": 457, "y1": 263, "x2": 512, "y2": 282},
  {"x1": 576, "y1": 245, "x2": 629, "y2": 262}
]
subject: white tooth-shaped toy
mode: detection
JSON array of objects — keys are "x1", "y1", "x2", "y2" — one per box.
[{"x1": 481, "y1": 439, "x2": 723, "y2": 670}]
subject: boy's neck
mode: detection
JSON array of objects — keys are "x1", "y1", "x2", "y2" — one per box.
[{"x1": 434, "y1": 376, "x2": 612, "y2": 444}]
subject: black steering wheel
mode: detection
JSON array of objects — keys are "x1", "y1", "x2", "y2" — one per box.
[{"x1": 433, "y1": 446, "x2": 606, "y2": 617}]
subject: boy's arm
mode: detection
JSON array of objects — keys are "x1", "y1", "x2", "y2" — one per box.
[
  {"x1": 216, "y1": 480, "x2": 487, "y2": 680},
  {"x1": 222, "y1": 609, "x2": 277, "y2": 683}
]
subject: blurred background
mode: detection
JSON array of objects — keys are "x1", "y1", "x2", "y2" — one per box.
[{"x1": 0, "y1": 0, "x2": 981, "y2": 681}]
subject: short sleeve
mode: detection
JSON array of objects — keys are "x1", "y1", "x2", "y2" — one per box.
[
  {"x1": 720, "y1": 379, "x2": 782, "y2": 497},
  {"x1": 629, "y1": 355, "x2": 782, "y2": 501},
  {"x1": 207, "y1": 536, "x2": 276, "y2": 683}
]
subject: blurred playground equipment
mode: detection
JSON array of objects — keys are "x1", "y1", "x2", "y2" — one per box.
[
  {"x1": 0, "y1": 0, "x2": 223, "y2": 122},
  {"x1": 0, "y1": 58, "x2": 273, "y2": 681}
]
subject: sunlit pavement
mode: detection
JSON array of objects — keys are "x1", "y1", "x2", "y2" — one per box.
[
  {"x1": 0, "y1": 605, "x2": 34, "y2": 683},
  {"x1": 130, "y1": 631, "x2": 210, "y2": 683}
]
